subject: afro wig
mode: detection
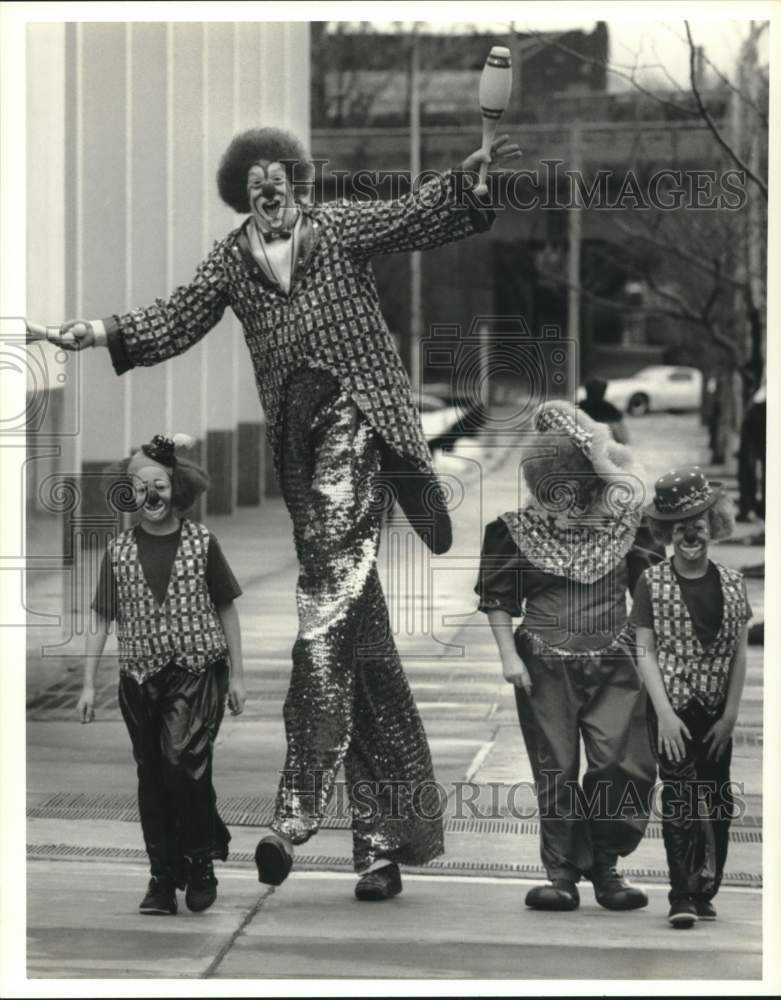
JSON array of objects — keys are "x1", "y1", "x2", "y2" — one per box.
[
  {"x1": 217, "y1": 127, "x2": 313, "y2": 213},
  {"x1": 646, "y1": 492, "x2": 736, "y2": 547}
]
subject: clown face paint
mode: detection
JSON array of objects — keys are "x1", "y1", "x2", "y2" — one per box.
[
  {"x1": 671, "y1": 513, "x2": 711, "y2": 572},
  {"x1": 127, "y1": 458, "x2": 177, "y2": 533},
  {"x1": 247, "y1": 161, "x2": 298, "y2": 233}
]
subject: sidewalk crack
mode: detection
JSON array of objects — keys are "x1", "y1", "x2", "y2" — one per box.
[{"x1": 202, "y1": 886, "x2": 275, "y2": 978}]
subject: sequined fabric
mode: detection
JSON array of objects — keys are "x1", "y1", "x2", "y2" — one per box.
[
  {"x1": 645, "y1": 559, "x2": 751, "y2": 710},
  {"x1": 499, "y1": 507, "x2": 641, "y2": 584},
  {"x1": 110, "y1": 519, "x2": 228, "y2": 683},
  {"x1": 105, "y1": 171, "x2": 493, "y2": 479},
  {"x1": 269, "y1": 368, "x2": 444, "y2": 872},
  {"x1": 517, "y1": 625, "x2": 636, "y2": 661}
]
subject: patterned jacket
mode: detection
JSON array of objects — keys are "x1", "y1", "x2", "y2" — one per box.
[
  {"x1": 644, "y1": 559, "x2": 751, "y2": 711},
  {"x1": 103, "y1": 171, "x2": 494, "y2": 479},
  {"x1": 109, "y1": 519, "x2": 228, "y2": 683}
]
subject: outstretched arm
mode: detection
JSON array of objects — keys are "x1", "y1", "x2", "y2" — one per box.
[
  {"x1": 338, "y1": 135, "x2": 521, "y2": 259},
  {"x1": 41, "y1": 243, "x2": 230, "y2": 373}
]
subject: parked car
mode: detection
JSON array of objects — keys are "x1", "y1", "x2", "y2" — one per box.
[
  {"x1": 577, "y1": 366, "x2": 703, "y2": 416},
  {"x1": 418, "y1": 393, "x2": 464, "y2": 443}
]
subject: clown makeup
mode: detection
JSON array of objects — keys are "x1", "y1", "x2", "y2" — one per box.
[
  {"x1": 247, "y1": 161, "x2": 298, "y2": 233},
  {"x1": 127, "y1": 461, "x2": 178, "y2": 533},
  {"x1": 671, "y1": 513, "x2": 711, "y2": 573}
]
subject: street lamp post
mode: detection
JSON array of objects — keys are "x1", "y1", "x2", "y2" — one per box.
[{"x1": 409, "y1": 28, "x2": 422, "y2": 394}]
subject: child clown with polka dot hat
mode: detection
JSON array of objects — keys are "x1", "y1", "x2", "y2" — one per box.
[{"x1": 630, "y1": 465, "x2": 752, "y2": 929}]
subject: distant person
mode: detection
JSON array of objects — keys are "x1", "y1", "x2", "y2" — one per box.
[
  {"x1": 632, "y1": 467, "x2": 751, "y2": 928},
  {"x1": 737, "y1": 384, "x2": 766, "y2": 522},
  {"x1": 76, "y1": 434, "x2": 246, "y2": 917},
  {"x1": 579, "y1": 377, "x2": 629, "y2": 444}
]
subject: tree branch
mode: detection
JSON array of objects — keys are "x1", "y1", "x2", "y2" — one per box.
[
  {"x1": 662, "y1": 20, "x2": 769, "y2": 128},
  {"x1": 516, "y1": 27, "x2": 699, "y2": 116},
  {"x1": 685, "y1": 22, "x2": 768, "y2": 201},
  {"x1": 610, "y1": 217, "x2": 757, "y2": 291}
]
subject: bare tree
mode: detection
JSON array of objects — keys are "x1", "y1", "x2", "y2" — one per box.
[{"x1": 513, "y1": 18, "x2": 768, "y2": 416}]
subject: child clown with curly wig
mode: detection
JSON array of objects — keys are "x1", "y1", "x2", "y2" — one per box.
[
  {"x1": 77, "y1": 434, "x2": 246, "y2": 917},
  {"x1": 630, "y1": 466, "x2": 752, "y2": 929}
]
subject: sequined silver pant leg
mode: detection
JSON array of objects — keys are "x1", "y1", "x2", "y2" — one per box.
[{"x1": 271, "y1": 369, "x2": 444, "y2": 871}]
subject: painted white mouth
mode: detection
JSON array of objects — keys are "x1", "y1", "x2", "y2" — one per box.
[
  {"x1": 263, "y1": 201, "x2": 281, "y2": 220},
  {"x1": 678, "y1": 541, "x2": 705, "y2": 558},
  {"x1": 142, "y1": 500, "x2": 168, "y2": 522}
]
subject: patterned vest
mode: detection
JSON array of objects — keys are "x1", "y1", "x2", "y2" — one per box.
[
  {"x1": 109, "y1": 519, "x2": 228, "y2": 683},
  {"x1": 646, "y1": 559, "x2": 750, "y2": 711}
]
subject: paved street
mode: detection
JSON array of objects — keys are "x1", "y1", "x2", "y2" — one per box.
[{"x1": 22, "y1": 411, "x2": 766, "y2": 983}]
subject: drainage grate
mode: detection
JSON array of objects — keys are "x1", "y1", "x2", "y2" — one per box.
[
  {"x1": 27, "y1": 792, "x2": 763, "y2": 842},
  {"x1": 26, "y1": 843, "x2": 763, "y2": 888}
]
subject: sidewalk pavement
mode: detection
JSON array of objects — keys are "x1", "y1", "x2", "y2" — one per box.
[{"x1": 23, "y1": 410, "x2": 765, "y2": 981}]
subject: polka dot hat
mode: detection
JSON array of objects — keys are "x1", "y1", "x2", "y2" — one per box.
[{"x1": 644, "y1": 465, "x2": 723, "y2": 521}]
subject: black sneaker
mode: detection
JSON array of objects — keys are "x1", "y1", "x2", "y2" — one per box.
[
  {"x1": 139, "y1": 877, "x2": 177, "y2": 916},
  {"x1": 355, "y1": 863, "x2": 402, "y2": 901},
  {"x1": 185, "y1": 856, "x2": 218, "y2": 912},
  {"x1": 589, "y1": 864, "x2": 648, "y2": 911},
  {"x1": 695, "y1": 898, "x2": 717, "y2": 920},
  {"x1": 668, "y1": 897, "x2": 698, "y2": 928}
]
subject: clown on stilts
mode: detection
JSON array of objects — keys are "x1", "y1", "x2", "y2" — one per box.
[{"x1": 35, "y1": 126, "x2": 521, "y2": 899}]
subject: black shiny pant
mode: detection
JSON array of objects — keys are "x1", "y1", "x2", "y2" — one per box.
[
  {"x1": 514, "y1": 635, "x2": 655, "y2": 881},
  {"x1": 118, "y1": 660, "x2": 230, "y2": 883},
  {"x1": 270, "y1": 368, "x2": 444, "y2": 871},
  {"x1": 648, "y1": 699, "x2": 734, "y2": 903}
]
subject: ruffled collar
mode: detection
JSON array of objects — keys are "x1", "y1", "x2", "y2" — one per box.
[{"x1": 500, "y1": 505, "x2": 642, "y2": 584}]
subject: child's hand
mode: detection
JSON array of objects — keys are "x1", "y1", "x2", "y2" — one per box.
[
  {"x1": 703, "y1": 713, "x2": 736, "y2": 761},
  {"x1": 501, "y1": 654, "x2": 532, "y2": 694},
  {"x1": 656, "y1": 709, "x2": 691, "y2": 762},
  {"x1": 76, "y1": 685, "x2": 96, "y2": 724},
  {"x1": 227, "y1": 676, "x2": 247, "y2": 716}
]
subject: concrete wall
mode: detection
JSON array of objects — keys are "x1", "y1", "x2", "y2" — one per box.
[{"x1": 27, "y1": 21, "x2": 310, "y2": 518}]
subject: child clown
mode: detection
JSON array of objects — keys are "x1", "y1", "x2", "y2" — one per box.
[{"x1": 78, "y1": 434, "x2": 246, "y2": 916}]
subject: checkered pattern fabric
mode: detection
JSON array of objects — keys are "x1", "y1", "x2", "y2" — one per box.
[
  {"x1": 500, "y1": 507, "x2": 642, "y2": 584},
  {"x1": 111, "y1": 171, "x2": 491, "y2": 477},
  {"x1": 110, "y1": 519, "x2": 228, "y2": 683},
  {"x1": 645, "y1": 559, "x2": 750, "y2": 711},
  {"x1": 535, "y1": 403, "x2": 594, "y2": 459}
]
